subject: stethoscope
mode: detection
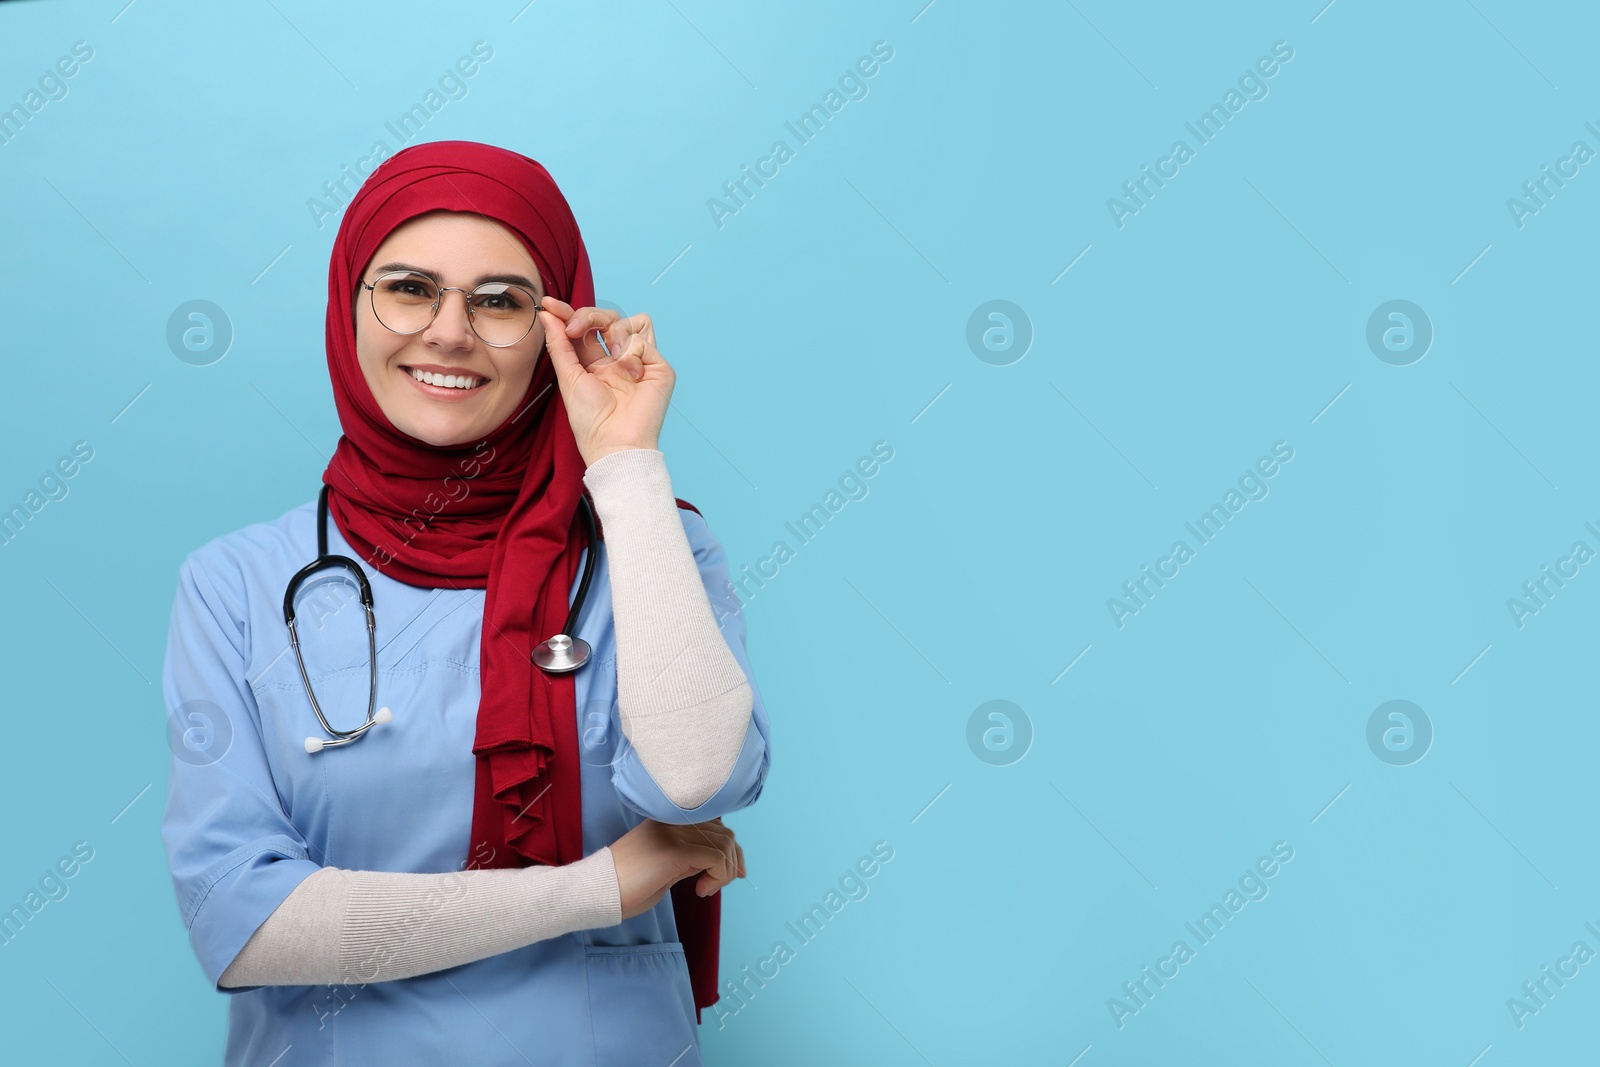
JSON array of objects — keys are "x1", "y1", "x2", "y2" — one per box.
[{"x1": 284, "y1": 483, "x2": 599, "y2": 754}]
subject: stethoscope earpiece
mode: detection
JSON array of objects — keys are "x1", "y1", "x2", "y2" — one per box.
[{"x1": 304, "y1": 706, "x2": 393, "y2": 754}]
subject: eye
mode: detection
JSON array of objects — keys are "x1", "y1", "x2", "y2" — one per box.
[
  {"x1": 380, "y1": 274, "x2": 437, "y2": 300},
  {"x1": 471, "y1": 283, "x2": 528, "y2": 311}
]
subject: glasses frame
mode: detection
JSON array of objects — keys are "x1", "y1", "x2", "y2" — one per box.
[{"x1": 359, "y1": 270, "x2": 545, "y2": 348}]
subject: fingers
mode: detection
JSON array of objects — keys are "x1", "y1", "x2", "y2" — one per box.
[
  {"x1": 615, "y1": 314, "x2": 661, "y2": 365},
  {"x1": 611, "y1": 334, "x2": 647, "y2": 381},
  {"x1": 681, "y1": 820, "x2": 742, "y2": 896},
  {"x1": 586, "y1": 311, "x2": 660, "y2": 368},
  {"x1": 534, "y1": 299, "x2": 650, "y2": 351},
  {"x1": 542, "y1": 304, "x2": 668, "y2": 384},
  {"x1": 682, "y1": 842, "x2": 734, "y2": 895},
  {"x1": 565, "y1": 305, "x2": 622, "y2": 338},
  {"x1": 590, "y1": 331, "x2": 661, "y2": 383},
  {"x1": 620, "y1": 818, "x2": 743, "y2": 905}
]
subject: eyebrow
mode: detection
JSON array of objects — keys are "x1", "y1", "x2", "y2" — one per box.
[{"x1": 372, "y1": 261, "x2": 543, "y2": 295}]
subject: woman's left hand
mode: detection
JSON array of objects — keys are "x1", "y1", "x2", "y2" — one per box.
[{"x1": 540, "y1": 298, "x2": 675, "y2": 468}]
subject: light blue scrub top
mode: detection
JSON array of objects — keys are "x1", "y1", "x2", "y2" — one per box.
[{"x1": 160, "y1": 495, "x2": 772, "y2": 1066}]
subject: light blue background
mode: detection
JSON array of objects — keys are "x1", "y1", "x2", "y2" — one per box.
[{"x1": 2, "y1": 0, "x2": 1596, "y2": 1062}]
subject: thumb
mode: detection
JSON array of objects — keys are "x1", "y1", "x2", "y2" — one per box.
[{"x1": 540, "y1": 309, "x2": 586, "y2": 396}]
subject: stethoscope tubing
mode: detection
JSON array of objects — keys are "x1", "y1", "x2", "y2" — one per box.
[{"x1": 285, "y1": 484, "x2": 596, "y2": 753}]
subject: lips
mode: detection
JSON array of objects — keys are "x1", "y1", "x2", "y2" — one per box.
[
  {"x1": 401, "y1": 365, "x2": 487, "y2": 390},
  {"x1": 400, "y1": 365, "x2": 489, "y2": 400}
]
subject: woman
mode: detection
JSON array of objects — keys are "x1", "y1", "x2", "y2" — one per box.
[{"x1": 160, "y1": 140, "x2": 772, "y2": 1065}]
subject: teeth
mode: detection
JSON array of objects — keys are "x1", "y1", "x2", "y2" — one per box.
[{"x1": 410, "y1": 368, "x2": 482, "y2": 389}]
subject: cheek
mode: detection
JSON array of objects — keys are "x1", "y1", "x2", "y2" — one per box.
[
  {"x1": 353, "y1": 315, "x2": 407, "y2": 398},
  {"x1": 495, "y1": 344, "x2": 544, "y2": 390},
  {"x1": 354, "y1": 331, "x2": 383, "y2": 384},
  {"x1": 354, "y1": 308, "x2": 397, "y2": 364}
]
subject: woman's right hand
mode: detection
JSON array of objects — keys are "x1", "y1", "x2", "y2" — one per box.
[{"x1": 608, "y1": 818, "x2": 746, "y2": 920}]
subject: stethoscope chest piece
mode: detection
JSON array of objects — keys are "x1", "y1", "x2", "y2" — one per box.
[
  {"x1": 529, "y1": 491, "x2": 601, "y2": 676},
  {"x1": 532, "y1": 633, "x2": 591, "y2": 673}
]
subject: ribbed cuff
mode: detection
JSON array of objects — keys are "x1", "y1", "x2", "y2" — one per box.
[
  {"x1": 566, "y1": 845, "x2": 623, "y2": 930},
  {"x1": 582, "y1": 447, "x2": 675, "y2": 523}
]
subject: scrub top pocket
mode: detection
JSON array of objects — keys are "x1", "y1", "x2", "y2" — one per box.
[{"x1": 585, "y1": 941, "x2": 702, "y2": 1066}]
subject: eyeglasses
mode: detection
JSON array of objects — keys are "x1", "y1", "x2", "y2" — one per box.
[{"x1": 359, "y1": 270, "x2": 543, "y2": 348}]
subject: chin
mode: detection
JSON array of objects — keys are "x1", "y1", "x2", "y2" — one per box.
[{"x1": 399, "y1": 411, "x2": 482, "y2": 448}]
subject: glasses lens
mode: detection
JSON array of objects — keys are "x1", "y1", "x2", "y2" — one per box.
[
  {"x1": 468, "y1": 282, "x2": 539, "y2": 346},
  {"x1": 371, "y1": 272, "x2": 440, "y2": 334}
]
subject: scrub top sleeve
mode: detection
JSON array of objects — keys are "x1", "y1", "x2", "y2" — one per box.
[
  {"x1": 160, "y1": 551, "x2": 323, "y2": 995},
  {"x1": 611, "y1": 508, "x2": 772, "y2": 825}
]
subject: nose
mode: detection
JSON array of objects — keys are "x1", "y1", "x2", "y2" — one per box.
[{"x1": 421, "y1": 288, "x2": 475, "y2": 350}]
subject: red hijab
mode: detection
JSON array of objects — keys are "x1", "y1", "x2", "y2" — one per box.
[{"x1": 319, "y1": 139, "x2": 719, "y2": 1021}]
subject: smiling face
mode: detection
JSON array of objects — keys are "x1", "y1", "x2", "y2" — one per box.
[{"x1": 354, "y1": 211, "x2": 548, "y2": 448}]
